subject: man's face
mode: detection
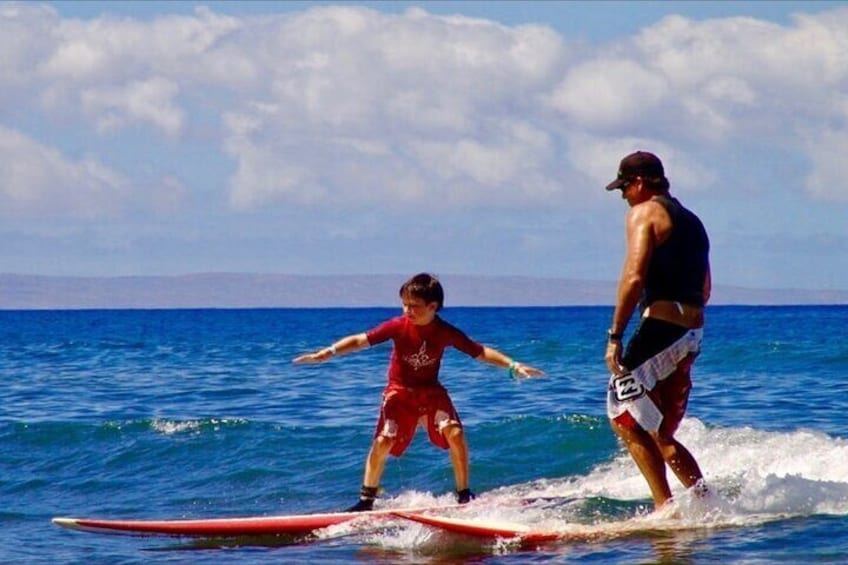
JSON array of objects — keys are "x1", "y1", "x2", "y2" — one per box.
[{"x1": 620, "y1": 176, "x2": 642, "y2": 205}]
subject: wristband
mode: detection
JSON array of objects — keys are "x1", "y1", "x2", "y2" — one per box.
[
  {"x1": 328, "y1": 344, "x2": 337, "y2": 355},
  {"x1": 607, "y1": 329, "x2": 623, "y2": 342},
  {"x1": 508, "y1": 361, "x2": 517, "y2": 378}
]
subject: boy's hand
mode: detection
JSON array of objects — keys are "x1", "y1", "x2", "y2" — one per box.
[
  {"x1": 512, "y1": 362, "x2": 544, "y2": 379},
  {"x1": 292, "y1": 348, "x2": 334, "y2": 364}
]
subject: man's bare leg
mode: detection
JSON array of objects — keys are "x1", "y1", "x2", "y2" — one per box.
[
  {"x1": 653, "y1": 434, "x2": 703, "y2": 489},
  {"x1": 611, "y1": 418, "x2": 673, "y2": 508}
]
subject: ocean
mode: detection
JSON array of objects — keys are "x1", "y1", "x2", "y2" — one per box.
[{"x1": 2, "y1": 306, "x2": 847, "y2": 563}]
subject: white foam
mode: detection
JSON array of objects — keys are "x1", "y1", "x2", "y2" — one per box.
[
  {"x1": 364, "y1": 418, "x2": 848, "y2": 550},
  {"x1": 149, "y1": 417, "x2": 246, "y2": 435},
  {"x1": 151, "y1": 419, "x2": 203, "y2": 435},
  {"x1": 520, "y1": 417, "x2": 848, "y2": 520}
]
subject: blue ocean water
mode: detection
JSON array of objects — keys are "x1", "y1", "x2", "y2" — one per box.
[{"x1": 2, "y1": 306, "x2": 847, "y2": 564}]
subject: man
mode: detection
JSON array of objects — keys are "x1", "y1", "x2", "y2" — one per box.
[{"x1": 603, "y1": 151, "x2": 710, "y2": 509}]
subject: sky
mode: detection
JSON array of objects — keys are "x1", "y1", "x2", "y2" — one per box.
[{"x1": 2, "y1": 1, "x2": 847, "y2": 291}]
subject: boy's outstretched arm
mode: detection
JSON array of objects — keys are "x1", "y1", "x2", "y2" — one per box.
[
  {"x1": 476, "y1": 346, "x2": 544, "y2": 379},
  {"x1": 292, "y1": 333, "x2": 370, "y2": 364}
]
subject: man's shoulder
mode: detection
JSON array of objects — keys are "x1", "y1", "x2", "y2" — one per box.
[
  {"x1": 629, "y1": 197, "x2": 669, "y2": 221},
  {"x1": 627, "y1": 197, "x2": 674, "y2": 238}
]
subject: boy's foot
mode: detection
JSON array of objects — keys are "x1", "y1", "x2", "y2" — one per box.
[
  {"x1": 456, "y1": 488, "x2": 476, "y2": 504},
  {"x1": 346, "y1": 485, "x2": 379, "y2": 512},
  {"x1": 345, "y1": 498, "x2": 374, "y2": 512}
]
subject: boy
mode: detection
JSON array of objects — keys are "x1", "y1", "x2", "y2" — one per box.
[{"x1": 293, "y1": 273, "x2": 543, "y2": 511}]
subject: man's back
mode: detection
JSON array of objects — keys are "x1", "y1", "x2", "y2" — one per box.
[{"x1": 644, "y1": 195, "x2": 710, "y2": 308}]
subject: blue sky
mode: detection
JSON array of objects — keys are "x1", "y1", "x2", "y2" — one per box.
[{"x1": 2, "y1": 1, "x2": 847, "y2": 290}]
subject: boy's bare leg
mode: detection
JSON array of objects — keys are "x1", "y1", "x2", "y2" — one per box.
[
  {"x1": 362, "y1": 434, "x2": 394, "y2": 487},
  {"x1": 348, "y1": 435, "x2": 394, "y2": 511},
  {"x1": 443, "y1": 424, "x2": 469, "y2": 491}
]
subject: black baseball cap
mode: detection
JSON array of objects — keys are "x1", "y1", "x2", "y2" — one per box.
[{"x1": 605, "y1": 151, "x2": 667, "y2": 191}]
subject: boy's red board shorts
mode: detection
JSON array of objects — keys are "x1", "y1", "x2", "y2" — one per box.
[{"x1": 374, "y1": 384, "x2": 461, "y2": 456}]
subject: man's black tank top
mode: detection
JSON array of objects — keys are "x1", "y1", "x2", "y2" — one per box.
[{"x1": 643, "y1": 195, "x2": 710, "y2": 307}]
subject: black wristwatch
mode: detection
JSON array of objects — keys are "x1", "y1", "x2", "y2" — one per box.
[{"x1": 607, "y1": 329, "x2": 623, "y2": 342}]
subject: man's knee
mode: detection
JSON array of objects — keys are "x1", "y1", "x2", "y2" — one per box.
[{"x1": 651, "y1": 432, "x2": 678, "y2": 459}]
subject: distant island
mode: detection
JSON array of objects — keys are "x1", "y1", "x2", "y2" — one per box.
[{"x1": 1, "y1": 273, "x2": 846, "y2": 310}]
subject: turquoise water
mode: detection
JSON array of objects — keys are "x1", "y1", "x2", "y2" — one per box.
[{"x1": 2, "y1": 306, "x2": 847, "y2": 563}]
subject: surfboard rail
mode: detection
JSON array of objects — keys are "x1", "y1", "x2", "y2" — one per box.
[
  {"x1": 51, "y1": 495, "x2": 586, "y2": 539},
  {"x1": 52, "y1": 503, "x2": 460, "y2": 538},
  {"x1": 392, "y1": 511, "x2": 563, "y2": 542}
]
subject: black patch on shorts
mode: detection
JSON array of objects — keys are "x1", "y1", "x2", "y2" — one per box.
[{"x1": 622, "y1": 318, "x2": 689, "y2": 370}]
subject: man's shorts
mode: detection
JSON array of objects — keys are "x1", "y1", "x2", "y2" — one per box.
[
  {"x1": 607, "y1": 318, "x2": 702, "y2": 437},
  {"x1": 374, "y1": 384, "x2": 461, "y2": 457}
]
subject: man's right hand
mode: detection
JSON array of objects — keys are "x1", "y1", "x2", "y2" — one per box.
[{"x1": 605, "y1": 340, "x2": 627, "y2": 376}]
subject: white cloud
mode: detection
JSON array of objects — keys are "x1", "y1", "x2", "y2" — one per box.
[
  {"x1": 567, "y1": 133, "x2": 715, "y2": 196},
  {"x1": 39, "y1": 6, "x2": 244, "y2": 83},
  {"x1": 0, "y1": 3, "x2": 59, "y2": 103},
  {"x1": 547, "y1": 9, "x2": 848, "y2": 200},
  {"x1": 2, "y1": 2, "x2": 848, "y2": 222},
  {"x1": 803, "y1": 128, "x2": 848, "y2": 201},
  {"x1": 0, "y1": 125, "x2": 128, "y2": 218},
  {"x1": 81, "y1": 77, "x2": 184, "y2": 135},
  {"x1": 218, "y1": 6, "x2": 567, "y2": 209},
  {"x1": 546, "y1": 59, "x2": 668, "y2": 129},
  {"x1": 636, "y1": 12, "x2": 848, "y2": 132}
]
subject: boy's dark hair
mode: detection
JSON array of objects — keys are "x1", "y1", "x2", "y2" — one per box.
[{"x1": 399, "y1": 273, "x2": 444, "y2": 311}]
